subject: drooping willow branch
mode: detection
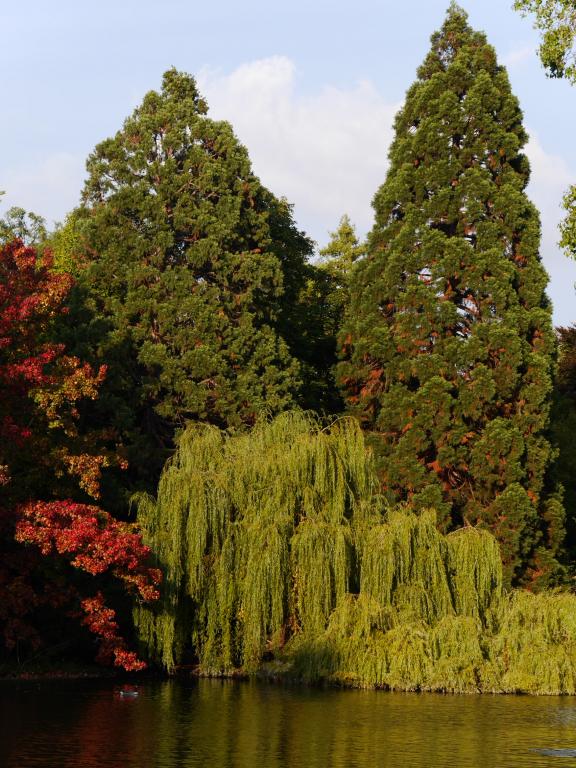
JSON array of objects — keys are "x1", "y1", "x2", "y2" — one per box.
[{"x1": 135, "y1": 411, "x2": 576, "y2": 694}]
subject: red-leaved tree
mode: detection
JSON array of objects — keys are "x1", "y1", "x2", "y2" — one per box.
[{"x1": 0, "y1": 240, "x2": 160, "y2": 671}]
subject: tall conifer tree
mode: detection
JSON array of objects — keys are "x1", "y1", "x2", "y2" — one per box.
[
  {"x1": 70, "y1": 70, "x2": 313, "y2": 495},
  {"x1": 339, "y1": 4, "x2": 564, "y2": 585}
]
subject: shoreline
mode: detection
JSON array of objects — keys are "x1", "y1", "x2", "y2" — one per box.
[{"x1": 2, "y1": 665, "x2": 570, "y2": 697}]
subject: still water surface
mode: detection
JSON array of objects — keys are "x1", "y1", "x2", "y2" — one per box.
[{"x1": 2, "y1": 678, "x2": 576, "y2": 767}]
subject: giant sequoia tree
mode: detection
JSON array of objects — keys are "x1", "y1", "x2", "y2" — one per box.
[
  {"x1": 338, "y1": 4, "x2": 563, "y2": 586},
  {"x1": 71, "y1": 69, "x2": 313, "y2": 491}
]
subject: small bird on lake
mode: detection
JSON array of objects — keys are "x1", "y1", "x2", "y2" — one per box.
[{"x1": 116, "y1": 685, "x2": 140, "y2": 698}]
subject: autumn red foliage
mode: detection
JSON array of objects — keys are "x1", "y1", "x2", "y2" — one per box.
[{"x1": 0, "y1": 240, "x2": 159, "y2": 671}]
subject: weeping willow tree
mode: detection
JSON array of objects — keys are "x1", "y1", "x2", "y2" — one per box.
[
  {"x1": 135, "y1": 411, "x2": 576, "y2": 694},
  {"x1": 135, "y1": 412, "x2": 373, "y2": 672}
]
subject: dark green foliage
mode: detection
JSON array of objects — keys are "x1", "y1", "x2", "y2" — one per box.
[
  {"x1": 277, "y1": 259, "x2": 344, "y2": 415},
  {"x1": 550, "y1": 326, "x2": 576, "y2": 554},
  {"x1": 282, "y1": 216, "x2": 367, "y2": 415},
  {"x1": 69, "y1": 69, "x2": 313, "y2": 497},
  {"x1": 135, "y1": 412, "x2": 576, "y2": 694},
  {"x1": 338, "y1": 5, "x2": 563, "y2": 586}
]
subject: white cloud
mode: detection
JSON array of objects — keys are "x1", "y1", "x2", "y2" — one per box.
[
  {"x1": 198, "y1": 57, "x2": 576, "y2": 325},
  {"x1": 2, "y1": 59, "x2": 573, "y2": 326},
  {"x1": 1, "y1": 152, "x2": 85, "y2": 227},
  {"x1": 198, "y1": 57, "x2": 398, "y2": 245}
]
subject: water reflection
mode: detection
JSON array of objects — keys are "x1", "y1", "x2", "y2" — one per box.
[{"x1": 1, "y1": 679, "x2": 576, "y2": 767}]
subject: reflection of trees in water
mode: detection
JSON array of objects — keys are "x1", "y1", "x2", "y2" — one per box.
[
  {"x1": 3, "y1": 680, "x2": 576, "y2": 767},
  {"x1": 136, "y1": 683, "x2": 576, "y2": 768}
]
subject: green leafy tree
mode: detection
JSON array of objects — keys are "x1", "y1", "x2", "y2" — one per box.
[
  {"x1": 46, "y1": 214, "x2": 87, "y2": 276},
  {"x1": 319, "y1": 214, "x2": 365, "y2": 285},
  {"x1": 135, "y1": 411, "x2": 576, "y2": 695},
  {"x1": 0, "y1": 206, "x2": 47, "y2": 247},
  {"x1": 514, "y1": 2, "x2": 576, "y2": 271},
  {"x1": 280, "y1": 215, "x2": 367, "y2": 415},
  {"x1": 338, "y1": 4, "x2": 564, "y2": 586},
  {"x1": 278, "y1": 261, "x2": 344, "y2": 414},
  {"x1": 69, "y1": 69, "x2": 313, "y2": 495},
  {"x1": 514, "y1": 0, "x2": 576, "y2": 81}
]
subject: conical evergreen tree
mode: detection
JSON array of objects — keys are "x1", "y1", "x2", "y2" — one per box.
[
  {"x1": 68, "y1": 69, "x2": 313, "y2": 497},
  {"x1": 318, "y1": 214, "x2": 365, "y2": 336},
  {"x1": 319, "y1": 215, "x2": 365, "y2": 290},
  {"x1": 338, "y1": 4, "x2": 564, "y2": 586},
  {"x1": 283, "y1": 215, "x2": 367, "y2": 415}
]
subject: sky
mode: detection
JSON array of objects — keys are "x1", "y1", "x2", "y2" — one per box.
[{"x1": 2, "y1": 0, "x2": 576, "y2": 324}]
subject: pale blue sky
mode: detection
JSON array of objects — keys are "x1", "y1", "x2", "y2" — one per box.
[{"x1": 2, "y1": 0, "x2": 576, "y2": 324}]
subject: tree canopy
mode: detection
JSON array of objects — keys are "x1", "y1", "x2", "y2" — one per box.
[
  {"x1": 0, "y1": 240, "x2": 159, "y2": 670},
  {"x1": 318, "y1": 214, "x2": 365, "y2": 338},
  {"x1": 71, "y1": 69, "x2": 314, "y2": 493},
  {"x1": 338, "y1": 4, "x2": 563, "y2": 586},
  {"x1": 3, "y1": 7, "x2": 576, "y2": 685},
  {"x1": 135, "y1": 411, "x2": 576, "y2": 694}
]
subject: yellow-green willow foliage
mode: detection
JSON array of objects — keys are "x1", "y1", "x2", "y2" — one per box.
[
  {"x1": 134, "y1": 412, "x2": 372, "y2": 672},
  {"x1": 135, "y1": 412, "x2": 576, "y2": 694}
]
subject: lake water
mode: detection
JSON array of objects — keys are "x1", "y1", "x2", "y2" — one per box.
[{"x1": 2, "y1": 678, "x2": 576, "y2": 767}]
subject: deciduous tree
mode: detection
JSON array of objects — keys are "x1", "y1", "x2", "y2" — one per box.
[
  {"x1": 0, "y1": 240, "x2": 159, "y2": 670},
  {"x1": 514, "y1": 0, "x2": 576, "y2": 81}
]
